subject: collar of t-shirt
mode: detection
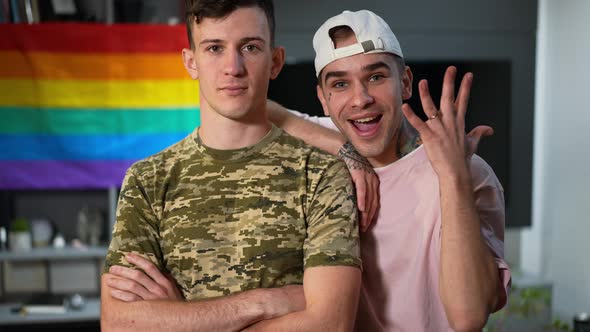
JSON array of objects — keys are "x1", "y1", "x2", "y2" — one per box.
[
  {"x1": 192, "y1": 125, "x2": 281, "y2": 163},
  {"x1": 372, "y1": 145, "x2": 427, "y2": 181}
]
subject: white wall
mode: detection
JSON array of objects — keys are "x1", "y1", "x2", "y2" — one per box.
[{"x1": 522, "y1": 0, "x2": 590, "y2": 319}]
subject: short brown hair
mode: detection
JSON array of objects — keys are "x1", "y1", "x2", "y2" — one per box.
[{"x1": 185, "y1": 0, "x2": 276, "y2": 49}]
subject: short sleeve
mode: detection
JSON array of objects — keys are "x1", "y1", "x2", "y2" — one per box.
[
  {"x1": 303, "y1": 157, "x2": 362, "y2": 269},
  {"x1": 103, "y1": 168, "x2": 164, "y2": 274},
  {"x1": 470, "y1": 155, "x2": 512, "y2": 308}
]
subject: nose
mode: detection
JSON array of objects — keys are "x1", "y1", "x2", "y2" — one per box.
[
  {"x1": 224, "y1": 49, "x2": 245, "y2": 77},
  {"x1": 351, "y1": 82, "x2": 375, "y2": 109}
]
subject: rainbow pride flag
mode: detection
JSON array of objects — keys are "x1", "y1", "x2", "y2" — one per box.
[{"x1": 0, "y1": 24, "x2": 200, "y2": 189}]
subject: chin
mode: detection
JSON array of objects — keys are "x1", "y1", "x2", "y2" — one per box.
[
  {"x1": 217, "y1": 104, "x2": 252, "y2": 119},
  {"x1": 353, "y1": 136, "x2": 391, "y2": 157}
]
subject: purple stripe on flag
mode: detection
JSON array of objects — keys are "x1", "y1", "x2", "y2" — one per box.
[{"x1": 0, "y1": 160, "x2": 135, "y2": 189}]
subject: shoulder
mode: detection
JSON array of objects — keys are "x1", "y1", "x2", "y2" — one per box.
[
  {"x1": 469, "y1": 154, "x2": 503, "y2": 192},
  {"x1": 274, "y1": 128, "x2": 345, "y2": 169},
  {"x1": 272, "y1": 129, "x2": 352, "y2": 190},
  {"x1": 125, "y1": 132, "x2": 197, "y2": 184}
]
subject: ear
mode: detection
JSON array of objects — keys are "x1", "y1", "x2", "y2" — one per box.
[
  {"x1": 316, "y1": 84, "x2": 330, "y2": 116},
  {"x1": 270, "y1": 46, "x2": 286, "y2": 79},
  {"x1": 182, "y1": 48, "x2": 199, "y2": 80},
  {"x1": 401, "y1": 66, "x2": 413, "y2": 100}
]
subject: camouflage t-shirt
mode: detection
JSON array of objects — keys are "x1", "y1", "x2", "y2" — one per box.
[{"x1": 104, "y1": 125, "x2": 361, "y2": 300}]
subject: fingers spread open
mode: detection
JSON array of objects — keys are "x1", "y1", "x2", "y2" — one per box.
[
  {"x1": 455, "y1": 72, "x2": 473, "y2": 129},
  {"x1": 441, "y1": 66, "x2": 457, "y2": 116},
  {"x1": 466, "y1": 125, "x2": 494, "y2": 156},
  {"x1": 418, "y1": 79, "x2": 440, "y2": 120},
  {"x1": 402, "y1": 103, "x2": 431, "y2": 139}
]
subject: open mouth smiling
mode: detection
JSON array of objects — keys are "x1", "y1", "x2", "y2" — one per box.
[{"x1": 349, "y1": 114, "x2": 383, "y2": 133}]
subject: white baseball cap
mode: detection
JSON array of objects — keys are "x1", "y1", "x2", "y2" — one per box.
[{"x1": 313, "y1": 10, "x2": 403, "y2": 77}]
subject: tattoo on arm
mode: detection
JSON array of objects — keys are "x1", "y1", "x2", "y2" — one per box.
[{"x1": 338, "y1": 142, "x2": 374, "y2": 174}]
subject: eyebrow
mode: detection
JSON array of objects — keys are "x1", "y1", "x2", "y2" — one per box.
[
  {"x1": 323, "y1": 70, "x2": 348, "y2": 83},
  {"x1": 199, "y1": 37, "x2": 266, "y2": 46},
  {"x1": 363, "y1": 61, "x2": 392, "y2": 72},
  {"x1": 323, "y1": 60, "x2": 393, "y2": 84}
]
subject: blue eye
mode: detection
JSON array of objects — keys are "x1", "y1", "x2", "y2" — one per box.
[
  {"x1": 369, "y1": 74, "x2": 384, "y2": 82},
  {"x1": 333, "y1": 81, "x2": 348, "y2": 88}
]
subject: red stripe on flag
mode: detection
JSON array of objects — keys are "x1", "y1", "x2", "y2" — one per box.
[{"x1": 0, "y1": 23, "x2": 189, "y2": 53}]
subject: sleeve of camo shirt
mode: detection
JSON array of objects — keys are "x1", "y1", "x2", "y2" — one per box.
[
  {"x1": 103, "y1": 165, "x2": 164, "y2": 274},
  {"x1": 303, "y1": 153, "x2": 362, "y2": 269}
]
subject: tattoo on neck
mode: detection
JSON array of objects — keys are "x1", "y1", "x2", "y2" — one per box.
[
  {"x1": 398, "y1": 121, "x2": 422, "y2": 158},
  {"x1": 338, "y1": 142, "x2": 374, "y2": 174}
]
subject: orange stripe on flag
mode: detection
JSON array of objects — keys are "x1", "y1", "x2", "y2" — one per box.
[{"x1": 0, "y1": 51, "x2": 188, "y2": 80}]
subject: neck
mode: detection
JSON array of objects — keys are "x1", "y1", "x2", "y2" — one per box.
[
  {"x1": 397, "y1": 119, "x2": 422, "y2": 158},
  {"x1": 367, "y1": 119, "x2": 421, "y2": 168},
  {"x1": 199, "y1": 104, "x2": 272, "y2": 150}
]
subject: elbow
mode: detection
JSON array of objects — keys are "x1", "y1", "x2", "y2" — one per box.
[
  {"x1": 100, "y1": 294, "x2": 131, "y2": 332},
  {"x1": 446, "y1": 308, "x2": 489, "y2": 332},
  {"x1": 101, "y1": 305, "x2": 126, "y2": 332},
  {"x1": 100, "y1": 311, "x2": 117, "y2": 332},
  {"x1": 101, "y1": 311, "x2": 134, "y2": 332}
]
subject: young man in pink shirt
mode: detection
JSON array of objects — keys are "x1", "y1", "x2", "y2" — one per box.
[
  {"x1": 268, "y1": 9, "x2": 511, "y2": 331},
  {"x1": 105, "y1": 8, "x2": 510, "y2": 331}
]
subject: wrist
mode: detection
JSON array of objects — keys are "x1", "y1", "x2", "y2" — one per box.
[
  {"x1": 338, "y1": 142, "x2": 374, "y2": 172},
  {"x1": 438, "y1": 172, "x2": 474, "y2": 200},
  {"x1": 246, "y1": 288, "x2": 281, "y2": 320}
]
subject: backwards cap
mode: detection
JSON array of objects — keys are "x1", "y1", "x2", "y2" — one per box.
[{"x1": 313, "y1": 10, "x2": 403, "y2": 77}]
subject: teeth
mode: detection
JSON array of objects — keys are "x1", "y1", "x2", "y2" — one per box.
[{"x1": 354, "y1": 116, "x2": 377, "y2": 123}]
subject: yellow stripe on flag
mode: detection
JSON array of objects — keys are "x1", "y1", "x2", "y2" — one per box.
[{"x1": 0, "y1": 79, "x2": 199, "y2": 108}]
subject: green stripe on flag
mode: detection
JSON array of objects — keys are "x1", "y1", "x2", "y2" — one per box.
[{"x1": 2, "y1": 107, "x2": 200, "y2": 135}]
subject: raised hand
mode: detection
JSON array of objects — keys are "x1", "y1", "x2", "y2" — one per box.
[
  {"x1": 401, "y1": 66, "x2": 493, "y2": 179},
  {"x1": 105, "y1": 253, "x2": 184, "y2": 302},
  {"x1": 338, "y1": 142, "x2": 380, "y2": 232}
]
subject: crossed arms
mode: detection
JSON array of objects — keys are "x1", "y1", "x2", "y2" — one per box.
[{"x1": 102, "y1": 259, "x2": 360, "y2": 332}]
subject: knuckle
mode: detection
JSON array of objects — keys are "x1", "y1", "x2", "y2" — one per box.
[
  {"x1": 155, "y1": 290, "x2": 167, "y2": 298},
  {"x1": 163, "y1": 281, "x2": 175, "y2": 290},
  {"x1": 129, "y1": 283, "x2": 142, "y2": 294},
  {"x1": 130, "y1": 269, "x2": 141, "y2": 278},
  {"x1": 145, "y1": 264, "x2": 157, "y2": 274}
]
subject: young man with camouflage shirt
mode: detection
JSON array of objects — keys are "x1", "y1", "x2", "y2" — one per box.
[{"x1": 100, "y1": 1, "x2": 363, "y2": 331}]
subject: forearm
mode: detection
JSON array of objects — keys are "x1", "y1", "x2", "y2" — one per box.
[
  {"x1": 246, "y1": 309, "x2": 348, "y2": 332},
  {"x1": 102, "y1": 277, "x2": 275, "y2": 332},
  {"x1": 267, "y1": 100, "x2": 345, "y2": 155},
  {"x1": 438, "y1": 173, "x2": 500, "y2": 331},
  {"x1": 245, "y1": 267, "x2": 360, "y2": 332}
]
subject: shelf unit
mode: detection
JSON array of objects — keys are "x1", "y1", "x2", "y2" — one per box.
[
  {"x1": 0, "y1": 297, "x2": 101, "y2": 326},
  {"x1": 0, "y1": 246, "x2": 107, "y2": 263},
  {"x1": 0, "y1": 246, "x2": 107, "y2": 325},
  {"x1": 0, "y1": 246, "x2": 107, "y2": 299}
]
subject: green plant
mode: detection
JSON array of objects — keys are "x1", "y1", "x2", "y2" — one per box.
[
  {"x1": 484, "y1": 282, "x2": 573, "y2": 332},
  {"x1": 550, "y1": 319, "x2": 572, "y2": 332},
  {"x1": 9, "y1": 217, "x2": 30, "y2": 232}
]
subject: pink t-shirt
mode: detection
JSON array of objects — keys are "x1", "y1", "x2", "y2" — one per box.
[{"x1": 292, "y1": 112, "x2": 511, "y2": 331}]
